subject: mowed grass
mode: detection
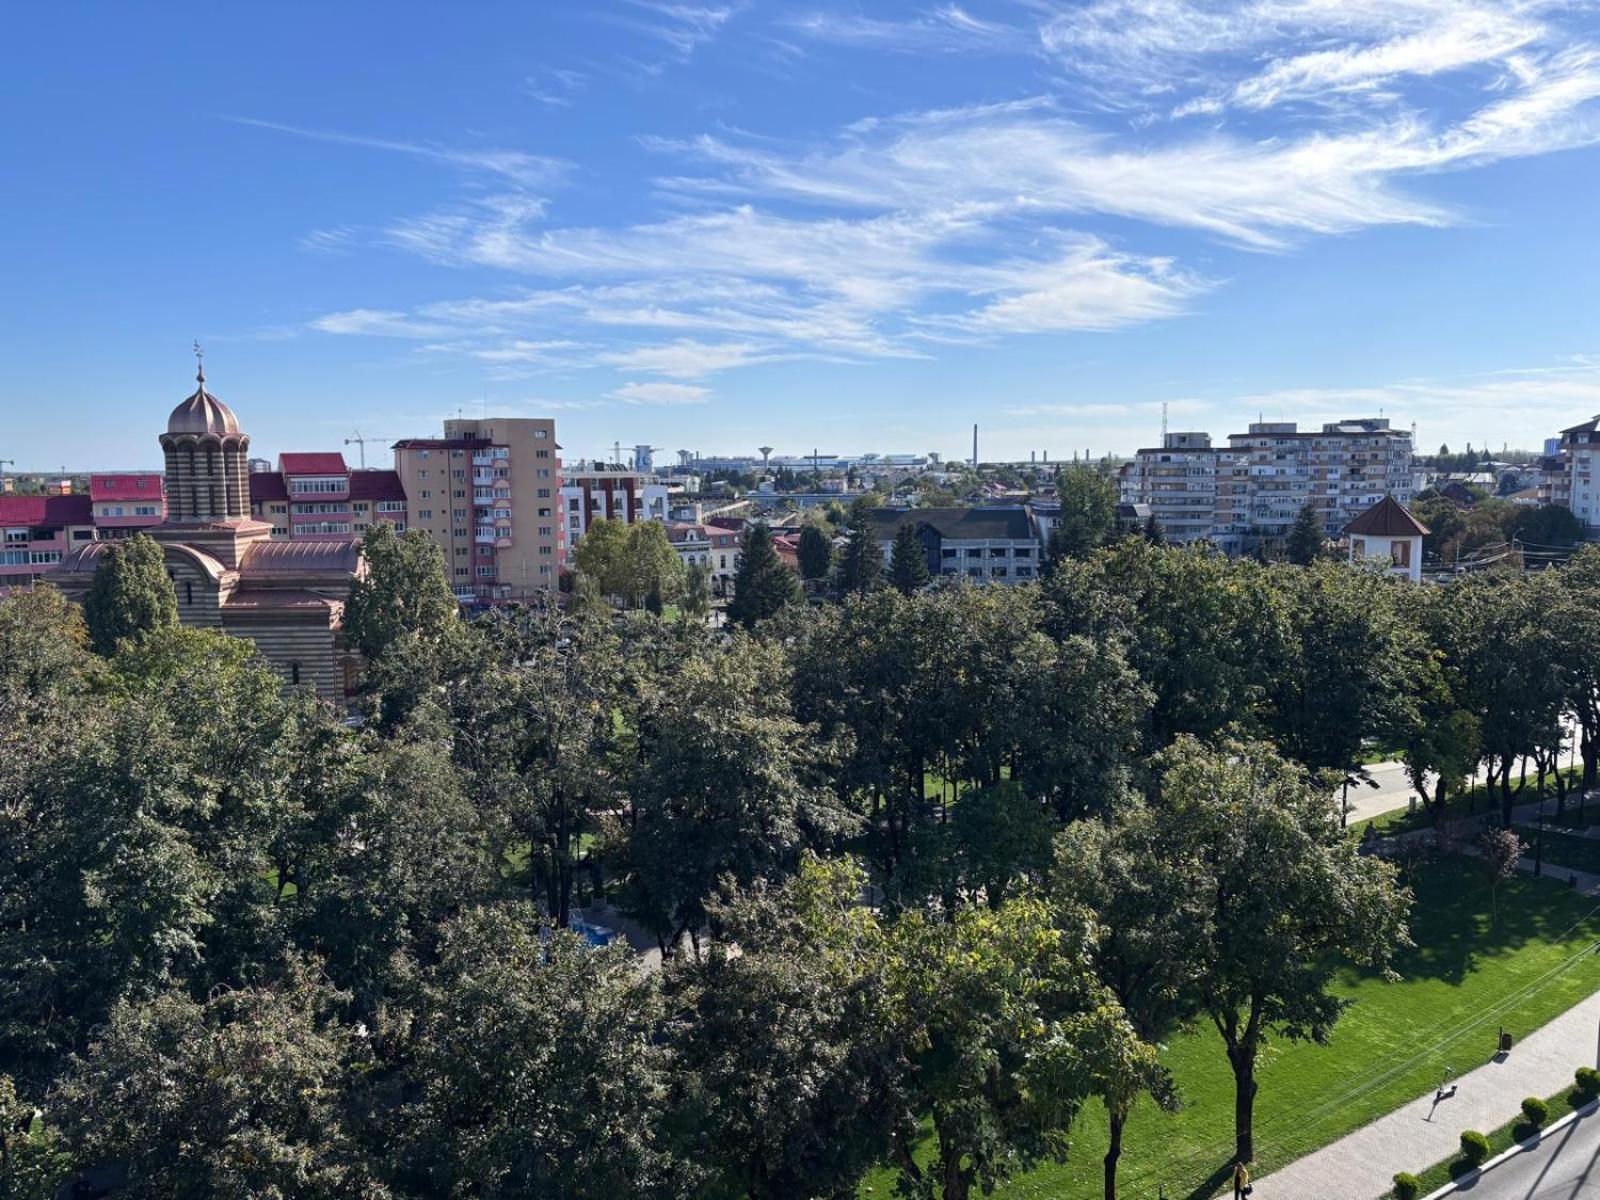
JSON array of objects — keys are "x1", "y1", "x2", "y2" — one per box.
[{"x1": 860, "y1": 857, "x2": 1600, "y2": 1200}]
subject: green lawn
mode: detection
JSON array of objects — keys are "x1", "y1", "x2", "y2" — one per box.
[{"x1": 860, "y1": 857, "x2": 1600, "y2": 1200}]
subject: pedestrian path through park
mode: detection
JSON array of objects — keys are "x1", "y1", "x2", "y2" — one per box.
[{"x1": 1249, "y1": 988, "x2": 1600, "y2": 1200}]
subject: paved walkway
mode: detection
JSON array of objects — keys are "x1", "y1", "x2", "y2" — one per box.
[{"x1": 1250, "y1": 990, "x2": 1600, "y2": 1200}]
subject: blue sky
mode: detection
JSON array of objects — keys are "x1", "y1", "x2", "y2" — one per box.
[{"x1": 6, "y1": 1, "x2": 1600, "y2": 469}]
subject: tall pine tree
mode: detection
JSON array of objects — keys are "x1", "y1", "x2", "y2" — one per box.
[
  {"x1": 890, "y1": 522, "x2": 930, "y2": 595},
  {"x1": 835, "y1": 509, "x2": 882, "y2": 596},
  {"x1": 1286, "y1": 501, "x2": 1327, "y2": 566},
  {"x1": 728, "y1": 524, "x2": 801, "y2": 629}
]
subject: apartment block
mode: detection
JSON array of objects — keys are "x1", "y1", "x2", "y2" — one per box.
[
  {"x1": 394, "y1": 417, "x2": 561, "y2": 604},
  {"x1": 0, "y1": 494, "x2": 96, "y2": 589},
  {"x1": 1122, "y1": 418, "x2": 1414, "y2": 550},
  {"x1": 249, "y1": 452, "x2": 407, "y2": 539},
  {"x1": 89, "y1": 472, "x2": 166, "y2": 536},
  {"x1": 560, "y1": 465, "x2": 670, "y2": 544},
  {"x1": 1544, "y1": 417, "x2": 1600, "y2": 534}
]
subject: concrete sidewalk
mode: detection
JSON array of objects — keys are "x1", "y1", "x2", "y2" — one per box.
[{"x1": 1250, "y1": 989, "x2": 1600, "y2": 1200}]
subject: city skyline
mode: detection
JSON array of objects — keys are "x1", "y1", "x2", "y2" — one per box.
[{"x1": 6, "y1": 2, "x2": 1600, "y2": 467}]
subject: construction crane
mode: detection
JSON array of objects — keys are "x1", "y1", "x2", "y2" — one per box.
[{"x1": 343, "y1": 430, "x2": 387, "y2": 469}]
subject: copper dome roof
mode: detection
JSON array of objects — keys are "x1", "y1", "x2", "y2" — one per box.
[{"x1": 165, "y1": 364, "x2": 242, "y2": 437}]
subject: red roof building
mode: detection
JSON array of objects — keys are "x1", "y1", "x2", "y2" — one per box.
[
  {"x1": 0, "y1": 494, "x2": 97, "y2": 588},
  {"x1": 88, "y1": 472, "x2": 165, "y2": 532}
]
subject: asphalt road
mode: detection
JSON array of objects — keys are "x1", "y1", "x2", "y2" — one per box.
[{"x1": 1461, "y1": 1105, "x2": 1600, "y2": 1199}]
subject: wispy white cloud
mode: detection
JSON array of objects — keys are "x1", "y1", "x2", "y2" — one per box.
[
  {"x1": 524, "y1": 66, "x2": 589, "y2": 107},
  {"x1": 312, "y1": 309, "x2": 453, "y2": 338},
  {"x1": 609, "y1": 380, "x2": 711, "y2": 404},
  {"x1": 227, "y1": 117, "x2": 569, "y2": 187},
  {"x1": 784, "y1": 5, "x2": 1035, "y2": 54},
  {"x1": 621, "y1": 1, "x2": 740, "y2": 60},
  {"x1": 599, "y1": 339, "x2": 780, "y2": 377}
]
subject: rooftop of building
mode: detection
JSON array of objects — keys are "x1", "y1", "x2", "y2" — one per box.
[
  {"x1": 89, "y1": 473, "x2": 164, "y2": 500},
  {"x1": 867, "y1": 506, "x2": 1034, "y2": 541},
  {"x1": 278, "y1": 452, "x2": 348, "y2": 476},
  {"x1": 391, "y1": 436, "x2": 493, "y2": 450},
  {"x1": 347, "y1": 470, "x2": 405, "y2": 501},
  {"x1": 1345, "y1": 495, "x2": 1430, "y2": 538},
  {"x1": 0, "y1": 494, "x2": 94, "y2": 526},
  {"x1": 248, "y1": 473, "x2": 290, "y2": 503}
]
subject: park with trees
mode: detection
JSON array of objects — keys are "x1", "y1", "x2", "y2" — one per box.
[{"x1": 2, "y1": 523, "x2": 1600, "y2": 1199}]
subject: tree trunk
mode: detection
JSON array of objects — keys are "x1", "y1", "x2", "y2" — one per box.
[
  {"x1": 1105, "y1": 1105, "x2": 1126, "y2": 1200},
  {"x1": 1230, "y1": 1045, "x2": 1258, "y2": 1164}
]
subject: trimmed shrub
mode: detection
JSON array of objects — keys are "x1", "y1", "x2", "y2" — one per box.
[
  {"x1": 1576, "y1": 1066, "x2": 1600, "y2": 1097},
  {"x1": 1521, "y1": 1095, "x2": 1549, "y2": 1127},
  {"x1": 1392, "y1": 1171, "x2": 1422, "y2": 1199},
  {"x1": 1459, "y1": 1129, "x2": 1491, "y2": 1165}
]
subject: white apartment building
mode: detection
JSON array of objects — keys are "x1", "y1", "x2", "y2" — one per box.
[
  {"x1": 560, "y1": 466, "x2": 671, "y2": 544},
  {"x1": 1544, "y1": 417, "x2": 1600, "y2": 533},
  {"x1": 1122, "y1": 418, "x2": 1414, "y2": 551}
]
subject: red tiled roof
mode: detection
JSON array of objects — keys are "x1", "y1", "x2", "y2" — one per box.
[
  {"x1": 249, "y1": 473, "x2": 289, "y2": 502},
  {"x1": 278, "y1": 452, "x2": 348, "y2": 475},
  {"x1": 0, "y1": 495, "x2": 93, "y2": 526},
  {"x1": 89, "y1": 473, "x2": 164, "y2": 501},
  {"x1": 347, "y1": 469, "x2": 405, "y2": 501},
  {"x1": 1345, "y1": 496, "x2": 1430, "y2": 538}
]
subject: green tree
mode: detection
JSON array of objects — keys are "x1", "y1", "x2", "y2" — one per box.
[
  {"x1": 1054, "y1": 807, "x2": 1191, "y2": 1200},
  {"x1": 885, "y1": 894, "x2": 1132, "y2": 1200},
  {"x1": 1142, "y1": 512, "x2": 1165, "y2": 544},
  {"x1": 81, "y1": 532, "x2": 177, "y2": 655},
  {"x1": 890, "y1": 521, "x2": 930, "y2": 595},
  {"x1": 797, "y1": 522, "x2": 834, "y2": 581},
  {"x1": 727, "y1": 524, "x2": 801, "y2": 629},
  {"x1": 1508, "y1": 503, "x2": 1583, "y2": 549},
  {"x1": 1153, "y1": 738, "x2": 1412, "y2": 1163},
  {"x1": 670, "y1": 856, "x2": 902, "y2": 1200},
  {"x1": 1286, "y1": 500, "x2": 1326, "y2": 565},
  {"x1": 343, "y1": 521, "x2": 458, "y2": 661},
  {"x1": 681, "y1": 559, "x2": 712, "y2": 620},
  {"x1": 620, "y1": 635, "x2": 851, "y2": 956},
  {"x1": 572, "y1": 516, "x2": 631, "y2": 600},
  {"x1": 1049, "y1": 465, "x2": 1118, "y2": 561},
  {"x1": 394, "y1": 904, "x2": 695, "y2": 1199},
  {"x1": 836, "y1": 507, "x2": 883, "y2": 596},
  {"x1": 623, "y1": 520, "x2": 685, "y2": 609},
  {"x1": 51, "y1": 962, "x2": 381, "y2": 1200}
]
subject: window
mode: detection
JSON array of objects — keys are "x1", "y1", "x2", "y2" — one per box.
[
  {"x1": 420, "y1": 470, "x2": 429, "y2": 480},
  {"x1": 455, "y1": 567, "x2": 469, "y2": 578},
  {"x1": 536, "y1": 449, "x2": 550, "y2": 458},
  {"x1": 417, "y1": 510, "x2": 432, "y2": 520},
  {"x1": 1391, "y1": 540, "x2": 1412, "y2": 568},
  {"x1": 289, "y1": 478, "x2": 345, "y2": 494},
  {"x1": 454, "y1": 528, "x2": 468, "y2": 538},
  {"x1": 719, "y1": 554, "x2": 727, "y2": 568},
  {"x1": 453, "y1": 508, "x2": 467, "y2": 520},
  {"x1": 535, "y1": 429, "x2": 548, "y2": 439},
  {"x1": 538, "y1": 507, "x2": 552, "y2": 518},
  {"x1": 420, "y1": 490, "x2": 430, "y2": 499},
  {"x1": 538, "y1": 526, "x2": 552, "y2": 536},
  {"x1": 290, "y1": 662, "x2": 301, "y2": 685},
  {"x1": 452, "y1": 489, "x2": 466, "y2": 499},
  {"x1": 418, "y1": 450, "x2": 430, "y2": 460},
  {"x1": 376, "y1": 500, "x2": 405, "y2": 513},
  {"x1": 476, "y1": 565, "x2": 495, "y2": 578},
  {"x1": 453, "y1": 470, "x2": 465, "y2": 480},
  {"x1": 184, "y1": 581, "x2": 193, "y2": 605},
  {"x1": 537, "y1": 488, "x2": 551, "y2": 498},
  {"x1": 28, "y1": 550, "x2": 61, "y2": 565},
  {"x1": 72, "y1": 529, "x2": 92, "y2": 541}
]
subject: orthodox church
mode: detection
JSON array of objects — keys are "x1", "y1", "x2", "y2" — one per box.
[{"x1": 54, "y1": 357, "x2": 363, "y2": 700}]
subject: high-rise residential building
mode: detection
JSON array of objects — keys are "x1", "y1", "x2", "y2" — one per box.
[
  {"x1": 1122, "y1": 418, "x2": 1414, "y2": 551},
  {"x1": 559, "y1": 465, "x2": 670, "y2": 544},
  {"x1": 1117, "y1": 432, "x2": 1238, "y2": 545},
  {"x1": 1543, "y1": 416, "x2": 1600, "y2": 534},
  {"x1": 88, "y1": 473, "x2": 166, "y2": 536},
  {"x1": 394, "y1": 417, "x2": 561, "y2": 604},
  {"x1": 248, "y1": 452, "x2": 407, "y2": 539}
]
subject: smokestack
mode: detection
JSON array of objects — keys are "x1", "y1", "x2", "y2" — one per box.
[{"x1": 972, "y1": 424, "x2": 978, "y2": 468}]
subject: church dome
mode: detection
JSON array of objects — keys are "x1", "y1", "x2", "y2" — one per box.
[{"x1": 165, "y1": 362, "x2": 241, "y2": 437}]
